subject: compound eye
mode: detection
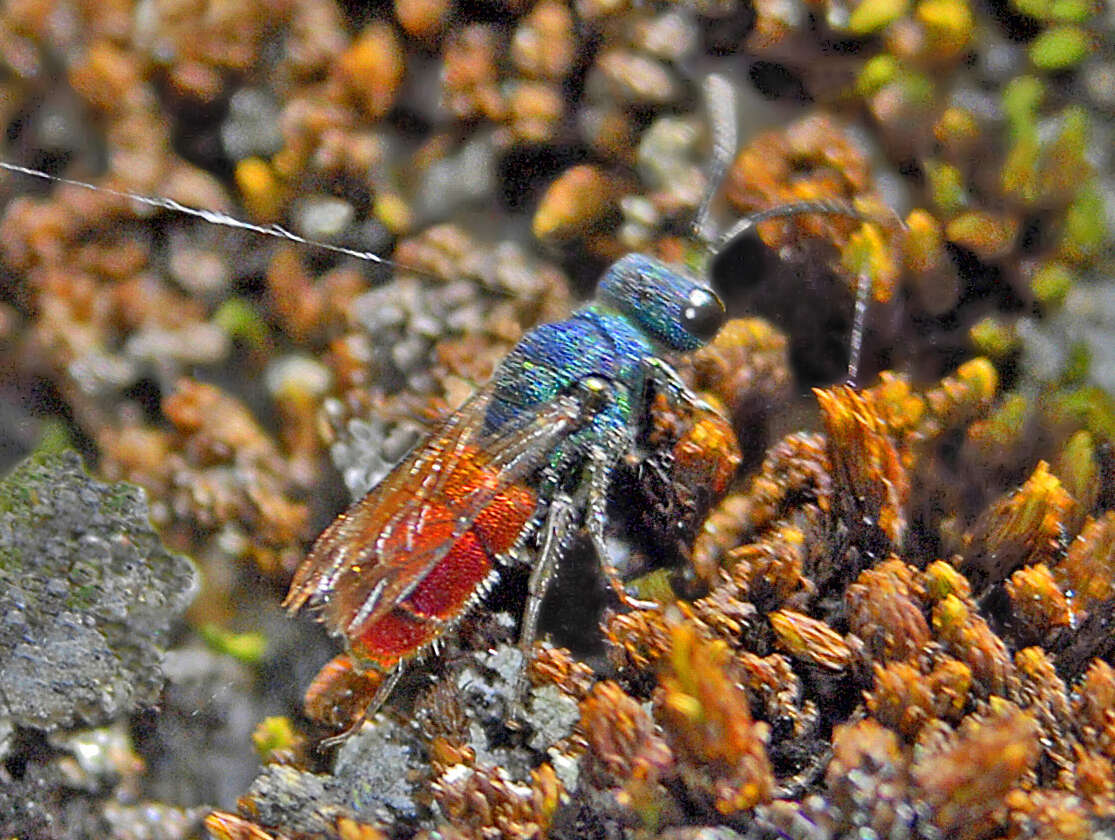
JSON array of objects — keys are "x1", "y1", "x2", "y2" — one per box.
[
  {"x1": 682, "y1": 287, "x2": 725, "y2": 341},
  {"x1": 576, "y1": 376, "x2": 612, "y2": 417}
]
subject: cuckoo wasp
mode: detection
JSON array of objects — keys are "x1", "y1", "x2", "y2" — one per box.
[
  {"x1": 282, "y1": 85, "x2": 870, "y2": 729},
  {"x1": 1, "y1": 78, "x2": 870, "y2": 734}
]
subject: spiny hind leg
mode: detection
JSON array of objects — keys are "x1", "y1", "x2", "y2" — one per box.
[
  {"x1": 321, "y1": 664, "x2": 405, "y2": 748},
  {"x1": 587, "y1": 434, "x2": 658, "y2": 611},
  {"x1": 304, "y1": 653, "x2": 404, "y2": 745},
  {"x1": 510, "y1": 492, "x2": 577, "y2": 717}
]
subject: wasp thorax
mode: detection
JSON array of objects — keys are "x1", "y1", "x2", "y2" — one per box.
[
  {"x1": 574, "y1": 376, "x2": 612, "y2": 418},
  {"x1": 598, "y1": 254, "x2": 725, "y2": 352}
]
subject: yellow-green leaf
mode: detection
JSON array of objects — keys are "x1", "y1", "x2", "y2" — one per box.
[
  {"x1": 1029, "y1": 25, "x2": 1093, "y2": 70},
  {"x1": 848, "y1": 0, "x2": 910, "y2": 34}
]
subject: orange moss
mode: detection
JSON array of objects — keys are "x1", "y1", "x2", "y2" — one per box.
[{"x1": 655, "y1": 623, "x2": 774, "y2": 814}]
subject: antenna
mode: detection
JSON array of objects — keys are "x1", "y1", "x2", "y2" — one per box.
[
  {"x1": 693, "y1": 76, "x2": 875, "y2": 385},
  {"x1": 693, "y1": 73, "x2": 738, "y2": 249},
  {"x1": 4, "y1": 113, "x2": 890, "y2": 384}
]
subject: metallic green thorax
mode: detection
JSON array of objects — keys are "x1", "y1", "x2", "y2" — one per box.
[{"x1": 482, "y1": 254, "x2": 723, "y2": 477}]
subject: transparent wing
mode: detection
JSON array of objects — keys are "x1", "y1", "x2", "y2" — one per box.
[{"x1": 283, "y1": 383, "x2": 584, "y2": 642}]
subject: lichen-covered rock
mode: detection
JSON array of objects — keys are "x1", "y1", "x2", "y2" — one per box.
[
  {"x1": 0, "y1": 451, "x2": 198, "y2": 730},
  {"x1": 216, "y1": 713, "x2": 432, "y2": 835},
  {"x1": 0, "y1": 718, "x2": 206, "y2": 840}
]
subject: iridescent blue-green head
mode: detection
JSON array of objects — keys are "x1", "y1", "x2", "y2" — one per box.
[{"x1": 597, "y1": 253, "x2": 725, "y2": 351}]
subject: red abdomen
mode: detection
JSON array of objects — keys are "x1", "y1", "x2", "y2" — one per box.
[{"x1": 352, "y1": 468, "x2": 536, "y2": 668}]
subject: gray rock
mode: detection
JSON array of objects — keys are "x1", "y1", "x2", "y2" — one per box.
[{"x1": 0, "y1": 451, "x2": 198, "y2": 730}]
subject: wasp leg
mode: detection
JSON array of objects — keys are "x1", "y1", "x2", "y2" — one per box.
[
  {"x1": 510, "y1": 492, "x2": 577, "y2": 717},
  {"x1": 645, "y1": 357, "x2": 717, "y2": 416},
  {"x1": 318, "y1": 662, "x2": 404, "y2": 748},
  {"x1": 587, "y1": 435, "x2": 659, "y2": 612}
]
